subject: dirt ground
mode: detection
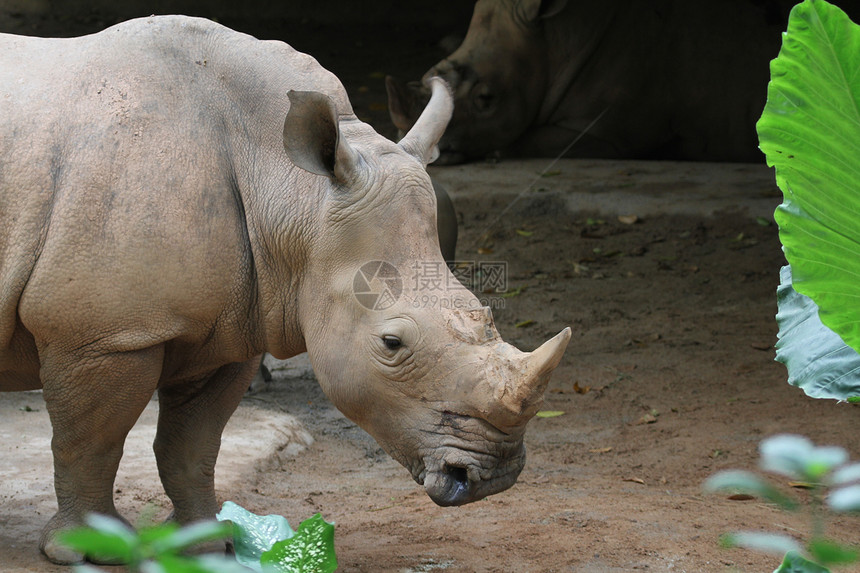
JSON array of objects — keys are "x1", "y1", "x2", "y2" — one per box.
[
  {"x1": 2, "y1": 5, "x2": 860, "y2": 573},
  {"x1": 3, "y1": 158, "x2": 859, "y2": 573}
]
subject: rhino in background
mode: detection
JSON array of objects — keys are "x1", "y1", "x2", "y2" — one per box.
[
  {"x1": 0, "y1": 16, "x2": 569, "y2": 564},
  {"x1": 387, "y1": 0, "x2": 788, "y2": 164}
]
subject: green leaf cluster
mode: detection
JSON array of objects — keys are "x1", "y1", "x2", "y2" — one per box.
[
  {"x1": 60, "y1": 514, "x2": 246, "y2": 573},
  {"x1": 216, "y1": 502, "x2": 337, "y2": 573},
  {"x1": 216, "y1": 502, "x2": 293, "y2": 570},
  {"x1": 260, "y1": 515, "x2": 337, "y2": 573},
  {"x1": 776, "y1": 552, "x2": 833, "y2": 573},
  {"x1": 704, "y1": 435, "x2": 860, "y2": 572},
  {"x1": 59, "y1": 503, "x2": 337, "y2": 573}
]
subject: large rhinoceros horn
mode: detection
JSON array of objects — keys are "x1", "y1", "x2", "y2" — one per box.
[
  {"x1": 500, "y1": 327, "x2": 571, "y2": 416},
  {"x1": 472, "y1": 327, "x2": 571, "y2": 430},
  {"x1": 397, "y1": 76, "x2": 453, "y2": 165}
]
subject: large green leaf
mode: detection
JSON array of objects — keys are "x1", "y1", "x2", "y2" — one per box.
[
  {"x1": 775, "y1": 266, "x2": 860, "y2": 400},
  {"x1": 757, "y1": 0, "x2": 860, "y2": 353}
]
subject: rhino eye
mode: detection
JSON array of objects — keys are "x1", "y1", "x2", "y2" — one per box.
[
  {"x1": 473, "y1": 86, "x2": 496, "y2": 113},
  {"x1": 382, "y1": 335, "x2": 402, "y2": 350}
]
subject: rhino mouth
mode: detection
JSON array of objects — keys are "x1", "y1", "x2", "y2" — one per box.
[
  {"x1": 423, "y1": 464, "x2": 472, "y2": 506},
  {"x1": 432, "y1": 143, "x2": 469, "y2": 166},
  {"x1": 415, "y1": 441, "x2": 526, "y2": 506}
]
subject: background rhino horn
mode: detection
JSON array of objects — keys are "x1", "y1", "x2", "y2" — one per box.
[
  {"x1": 385, "y1": 76, "x2": 416, "y2": 134},
  {"x1": 397, "y1": 76, "x2": 453, "y2": 165}
]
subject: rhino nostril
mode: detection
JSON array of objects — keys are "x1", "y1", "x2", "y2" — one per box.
[
  {"x1": 445, "y1": 463, "x2": 469, "y2": 486},
  {"x1": 443, "y1": 463, "x2": 471, "y2": 504}
]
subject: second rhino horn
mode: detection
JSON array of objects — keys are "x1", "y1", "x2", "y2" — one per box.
[{"x1": 397, "y1": 76, "x2": 453, "y2": 166}]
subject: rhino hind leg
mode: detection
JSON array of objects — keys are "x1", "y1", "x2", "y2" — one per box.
[
  {"x1": 154, "y1": 360, "x2": 255, "y2": 532},
  {"x1": 38, "y1": 345, "x2": 165, "y2": 564},
  {"x1": 248, "y1": 354, "x2": 272, "y2": 394}
]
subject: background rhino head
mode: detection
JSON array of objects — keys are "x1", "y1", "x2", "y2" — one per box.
[{"x1": 386, "y1": 0, "x2": 566, "y2": 164}]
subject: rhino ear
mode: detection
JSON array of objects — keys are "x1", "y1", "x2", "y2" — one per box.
[
  {"x1": 283, "y1": 90, "x2": 359, "y2": 182},
  {"x1": 519, "y1": 0, "x2": 568, "y2": 21}
]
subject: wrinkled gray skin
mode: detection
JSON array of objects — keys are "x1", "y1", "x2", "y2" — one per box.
[
  {"x1": 250, "y1": 180, "x2": 455, "y2": 393},
  {"x1": 0, "y1": 16, "x2": 569, "y2": 565},
  {"x1": 387, "y1": 0, "x2": 784, "y2": 164}
]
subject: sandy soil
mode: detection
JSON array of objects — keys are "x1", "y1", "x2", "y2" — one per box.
[
  {"x1": 2, "y1": 158, "x2": 859, "y2": 573},
  {"x1": 2, "y1": 6, "x2": 859, "y2": 573}
]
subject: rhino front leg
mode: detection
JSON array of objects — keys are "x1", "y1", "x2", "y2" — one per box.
[
  {"x1": 153, "y1": 360, "x2": 254, "y2": 531},
  {"x1": 39, "y1": 345, "x2": 164, "y2": 565}
]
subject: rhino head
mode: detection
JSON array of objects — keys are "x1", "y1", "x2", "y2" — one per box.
[
  {"x1": 387, "y1": 0, "x2": 567, "y2": 164},
  {"x1": 283, "y1": 78, "x2": 570, "y2": 505}
]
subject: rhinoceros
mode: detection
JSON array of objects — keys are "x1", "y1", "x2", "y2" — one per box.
[
  {"x1": 386, "y1": 0, "x2": 786, "y2": 164},
  {"x1": 0, "y1": 16, "x2": 570, "y2": 564}
]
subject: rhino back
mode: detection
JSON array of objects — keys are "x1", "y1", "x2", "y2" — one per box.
[{"x1": 0, "y1": 16, "x2": 349, "y2": 382}]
